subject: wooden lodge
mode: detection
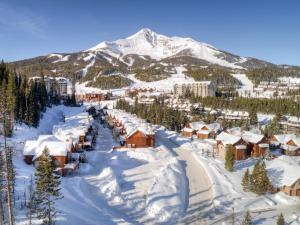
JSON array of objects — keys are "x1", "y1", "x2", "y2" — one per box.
[
  {"x1": 280, "y1": 178, "x2": 300, "y2": 197},
  {"x1": 271, "y1": 134, "x2": 300, "y2": 156},
  {"x1": 106, "y1": 109, "x2": 155, "y2": 148},
  {"x1": 182, "y1": 122, "x2": 221, "y2": 139},
  {"x1": 216, "y1": 132, "x2": 247, "y2": 160},
  {"x1": 242, "y1": 131, "x2": 269, "y2": 157},
  {"x1": 76, "y1": 93, "x2": 107, "y2": 102},
  {"x1": 267, "y1": 156, "x2": 300, "y2": 197},
  {"x1": 126, "y1": 129, "x2": 155, "y2": 148}
]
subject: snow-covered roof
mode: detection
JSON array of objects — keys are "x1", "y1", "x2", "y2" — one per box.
[
  {"x1": 24, "y1": 135, "x2": 72, "y2": 160},
  {"x1": 207, "y1": 123, "x2": 221, "y2": 133},
  {"x1": 273, "y1": 134, "x2": 300, "y2": 147},
  {"x1": 267, "y1": 156, "x2": 300, "y2": 187},
  {"x1": 197, "y1": 130, "x2": 210, "y2": 135},
  {"x1": 24, "y1": 140, "x2": 38, "y2": 155},
  {"x1": 242, "y1": 131, "x2": 265, "y2": 144},
  {"x1": 189, "y1": 121, "x2": 205, "y2": 130},
  {"x1": 182, "y1": 127, "x2": 193, "y2": 133},
  {"x1": 216, "y1": 132, "x2": 241, "y2": 146},
  {"x1": 53, "y1": 112, "x2": 93, "y2": 144},
  {"x1": 107, "y1": 109, "x2": 154, "y2": 136}
]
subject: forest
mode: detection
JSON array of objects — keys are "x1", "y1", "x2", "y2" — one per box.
[
  {"x1": 87, "y1": 75, "x2": 133, "y2": 89},
  {"x1": 185, "y1": 66, "x2": 241, "y2": 90},
  {"x1": 116, "y1": 98, "x2": 189, "y2": 132},
  {"x1": 246, "y1": 66, "x2": 300, "y2": 85},
  {"x1": 197, "y1": 96, "x2": 300, "y2": 117}
]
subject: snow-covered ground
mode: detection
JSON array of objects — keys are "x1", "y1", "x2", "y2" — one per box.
[
  {"x1": 231, "y1": 73, "x2": 254, "y2": 97},
  {"x1": 8, "y1": 105, "x2": 187, "y2": 225},
  {"x1": 75, "y1": 81, "x2": 126, "y2": 96},
  {"x1": 5, "y1": 104, "x2": 300, "y2": 225},
  {"x1": 158, "y1": 129, "x2": 300, "y2": 225},
  {"x1": 129, "y1": 66, "x2": 194, "y2": 91}
]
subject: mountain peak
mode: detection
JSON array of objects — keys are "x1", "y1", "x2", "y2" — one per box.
[{"x1": 85, "y1": 28, "x2": 244, "y2": 68}]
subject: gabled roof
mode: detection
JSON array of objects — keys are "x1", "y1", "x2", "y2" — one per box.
[
  {"x1": 216, "y1": 131, "x2": 241, "y2": 146},
  {"x1": 267, "y1": 156, "x2": 300, "y2": 187},
  {"x1": 242, "y1": 131, "x2": 265, "y2": 144},
  {"x1": 273, "y1": 134, "x2": 300, "y2": 147},
  {"x1": 189, "y1": 121, "x2": 205, "y2": 130},
  {"x1": 24, "y1": 135, "x2": 72, "y2": 161}
]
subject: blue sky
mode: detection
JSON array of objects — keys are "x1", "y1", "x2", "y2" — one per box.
[{"x1": 1, "y1": 0, "x2": 300, "y2": 65}]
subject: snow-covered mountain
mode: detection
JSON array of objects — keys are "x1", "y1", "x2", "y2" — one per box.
[
  {"x1": 14, "y1": 27, "x2": 294, "y2": 91},
  {"x1": 85, "y1": 28, "x2": 246, "y2": 68}
]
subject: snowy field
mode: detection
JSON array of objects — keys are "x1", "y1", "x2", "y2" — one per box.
[
  {"x1": 129, "y1": 66, "x2": 195, "y2": 91},
  {"x1": 7, "y1": 105, "x2": 187, "y2": 225}
]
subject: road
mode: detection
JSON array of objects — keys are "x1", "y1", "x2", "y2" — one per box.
[{"x1": 156, "y1": 130, "x2": 214, "y2": 225}]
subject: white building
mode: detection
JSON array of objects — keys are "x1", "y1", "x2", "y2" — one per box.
[{"x1": 174, "y1": 81, "x2": 215, "y2": 97}]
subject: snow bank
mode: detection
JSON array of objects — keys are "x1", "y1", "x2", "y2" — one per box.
[
  {"x1": 97, "y1": 167, "x2": 124, "y2": 205},
  {"x1": 146, "y1": 158, "x2": 186, "y2": 222},
  {"x1": 125, "y1": 146, "x2": 172, "y2": 162}
]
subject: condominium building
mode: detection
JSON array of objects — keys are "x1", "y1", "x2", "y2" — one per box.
[{"x1": 174, "y1": 81, "x2": 215, "y2": 97}]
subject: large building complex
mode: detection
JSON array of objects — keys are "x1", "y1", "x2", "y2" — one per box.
[{"x1": 174, "y1": 81, "x2": 215, "y2": 97}]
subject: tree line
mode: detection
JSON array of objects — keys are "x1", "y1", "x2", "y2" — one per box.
[
  {"x1": 0, "y1": 61, "x2": 66, "y2": 135},
  {"x1": 246, "y1": 66, "x2": 300, "y2": 85},
  {"x1": 196, "y1": 96, "x2": 300, "y2": 117},
  {"x1": 185, "y1": 66, "x2": 241, "y2": 90}
]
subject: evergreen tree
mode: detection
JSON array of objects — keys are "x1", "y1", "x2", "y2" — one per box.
[
  {"x1": 251, "y1": 161, "x2": 272, "y2": 194},
  {"x1": 6, "y1": 147, "x2": 16, "y2": 206},
  {"x1": 225, "y1": 145, "x2": 235, "y2": 172},
  {"x1": 242, "y1": 211, "x2": 252, "y2": 225},
  {"x1": 249, "y1": 109, "x2": 258, "y2": 126},
  {"x1": 241, "y1": 168, "x2": 250, "y2": 191},
  {"x1": 277, "y1": 213, "x2": 285, "y2": 225},
  {"x1": 34, "y1": 148, "x2": 63, "y2": 225}
]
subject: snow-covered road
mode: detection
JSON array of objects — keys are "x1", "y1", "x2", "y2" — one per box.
[{"x1": 156, "y1": 130, "x2": 214, "y2": 225}]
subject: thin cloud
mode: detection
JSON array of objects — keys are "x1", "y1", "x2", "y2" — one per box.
[{"x1": 0, "y1": 2, "x2": 46, "y2": 38}]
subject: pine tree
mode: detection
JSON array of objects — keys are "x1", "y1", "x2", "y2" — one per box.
[
  {"x1": 34, "y1": 148, "x2": 63, "y2": 225},
  {"x1": 242, "y1": 211, "x2": 252, "y2": 225},
  {"x1": 6, "y1": 147, "x2": 16, "y2": 206},
  {"x1": 251, "y1": 161, "x2": 272, "y2": 194},
  {"x1": 249, "y1": 109, "x2": 258, "y2": 126},
  {"x1": 225, "y1": 145, "x2": 235, "y2": 172},
  {"x1": 241, "y1": 168, "x2": 250, "y2": 191},
  {"x1": 277, "y1": 213, "x2": 285, "y2": 225}
]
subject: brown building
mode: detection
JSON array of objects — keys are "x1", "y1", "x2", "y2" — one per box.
[
  {"x1": 216, "y1": 132, "x2": 247, "y2": 160},
  {"x1": 267, "y1": 156, "x2": 300, "y2": 197},
  {"x1": 280, "y1": 178, "x2": 300, "y2": 196},
  {"x1": 182, "y1": 127, "x2": 193, "y2": 138},
  {"x1": 271, "y1": 134, "x2": 300, "y2": 156},
  {"x1": 242, "y1": 131, "x2": 269, "y2": 157},
  {"x1": 126, "y1": 130, "x2": 155, "y2": 148},
  {"x1": 76, "y1": 93, "x2": 107, "y2": 102},
  {"x1": 107, "y1": 109, "x2": 155, "y2": 148}
]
